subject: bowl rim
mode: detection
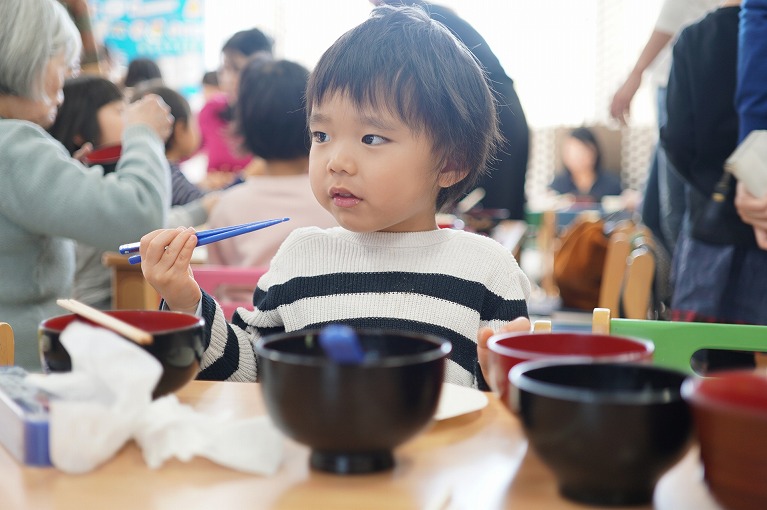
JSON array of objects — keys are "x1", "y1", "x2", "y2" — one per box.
[
  {"x1": 40, "y1": 309, "x2": 204, "y2": 336},
  {"x1": 254, "y1": 328, "x2": 452, "y2": 367},
  {"x1": 488, "y1": 331, "x2": 654, "y2": 361},
  {"x1": 681, "y1": 370, "x2": 767, "y2": 419},
  {"x1": 509, "y1": 359, "x2": 687, "y2": 405}
]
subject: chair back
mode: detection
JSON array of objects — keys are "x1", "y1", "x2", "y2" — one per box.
[
  {"x1": 0, "y1": 322, "x2": 14, "y2": 366},
  {"x1": 192, "y1": 265, "x2": 267, "y2": 320},
  {"x1": 610, "y1": 318, "x2": 767, "y2": 374},
  {"x1": 532, "y1": 308, "x2": 767, "y2": 374}
]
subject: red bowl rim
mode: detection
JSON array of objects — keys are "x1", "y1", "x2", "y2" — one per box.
[
  {"x1": 682, "y1": 369, "x2": 767, "y2": 419},
  {"x1": 40, "y1": 309, "x2": 203, "y2": 335},
  {"x1": 84, "y1": 143, "x2": 122, "y2": 165},
  {"x1": 487, "y1": 331, "x2": 654, "y2": 362}
]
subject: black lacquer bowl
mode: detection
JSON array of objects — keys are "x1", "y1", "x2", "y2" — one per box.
[
  {"x1": 39, "y1": 310, "x2": 204, "y2": 398},
  {"x1": 255, "y1": 328, "x2": 451, "y2": 475},
  {"x1": 509, "y1": 361, "x2": 692, "y2": 506}
]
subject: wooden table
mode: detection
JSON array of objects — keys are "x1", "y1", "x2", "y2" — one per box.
[{"x1": 0, "y1": 381, "x2": 722, "y2": 510}]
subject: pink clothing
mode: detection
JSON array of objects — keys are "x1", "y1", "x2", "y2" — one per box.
[
  {"x1": 206, "y1": 174, "x2": 337, "y2": 267},
  {"x1": 197, "y1": 94, "x2": 252, "y2": 173}
]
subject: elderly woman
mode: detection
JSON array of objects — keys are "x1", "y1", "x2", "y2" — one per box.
[{"x1": 0, "y1": 0, "x2": 173, "y2": 370}]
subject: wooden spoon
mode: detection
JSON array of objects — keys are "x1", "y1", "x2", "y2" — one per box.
[{"x1": 56, "y1": 299, "x2": 153, "y2": 345}]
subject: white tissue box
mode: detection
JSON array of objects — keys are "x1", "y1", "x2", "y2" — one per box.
[{"x1": 0, "y1": 367, "x2": 52, "y2": 466}]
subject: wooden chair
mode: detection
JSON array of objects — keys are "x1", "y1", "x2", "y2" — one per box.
[
  {"x1": 192, "y1": 265, "x2": 268, "y2": 320},
  {"x1": 0, "y1": 322, "x2": 14, "y2": 366},
  {"x1": 534, "y1": 308, "x2": 767, "y2": 374}
]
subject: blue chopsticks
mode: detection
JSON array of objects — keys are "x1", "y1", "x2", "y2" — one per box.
[{"x1": 120, "y1": 217, "x2": 290, "y2": 265}]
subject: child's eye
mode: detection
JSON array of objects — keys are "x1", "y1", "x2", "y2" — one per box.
[
  {"x1": 361, "y1": 134, "x2": 386, "y2": 145},
  {"x1": 312, "y1": 131, "x2": 329, "y2": 143}
]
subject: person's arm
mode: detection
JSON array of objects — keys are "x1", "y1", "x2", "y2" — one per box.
[
  {"x1": 610, "y1": 30, "x2": 674, "y2": 125},
  {"x1": 736, "y1": 0, "x2": 767, "y2": 140}
]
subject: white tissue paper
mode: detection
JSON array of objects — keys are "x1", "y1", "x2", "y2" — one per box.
[{"x1": 26, "y1": 321, "x2": 282, "y2": 475}]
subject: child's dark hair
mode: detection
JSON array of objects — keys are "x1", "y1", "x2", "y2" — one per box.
[
  {"x1": 234, "y1": 59, "x2": 310, "y2": 160},
  {"x1": 124, "y1": 57, "x2": 163, "y2": 88},
  {"x1": 131, "y1": 84, "x2": 191, "y2": 152},
  {"x1": 305, "y1": 5, "x2": 500, "y2": 210},
  {"x1": 202, "y1": 70, "x2": 219, "y2": 87},
  {"x1": 47, "y1": 75, "x2": 123, "y2": 154},
  {"x1": 567, "y1": 126, "x2": 603, "y2": 172},
  {"x1": 222, "y1": 28, "x2": 274, "y2": 57}
]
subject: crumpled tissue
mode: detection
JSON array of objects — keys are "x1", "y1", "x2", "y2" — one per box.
[{"x1": 26, "y1": 321, "x2": 283, "y2": 475}]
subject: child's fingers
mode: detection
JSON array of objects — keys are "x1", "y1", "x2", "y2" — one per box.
[
  {"x1": 498, "y1": 317, "x2": 532, "y2": 334},
  {"x1": 477, "y1": 327, "x2": 494, "y2": 348}
]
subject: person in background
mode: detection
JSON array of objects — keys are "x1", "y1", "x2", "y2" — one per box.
[
  {"x1": 206, "y1": 59, "x2": 336, "y2": 268},
  {"x1": 549, "y1": 127, "x2": 622, "y2": 203},
  {"x1": 201, "y1": 70, "x2": 220, "y2": 102},
  {"x1": 661, "y1": 0, "x2": 764, "y2": 373},
  {"x1": 373, "y1": 0, "x2": 530, "y2": 220},
  {"x1": 122, "y1": 57, "x2": 163, "y2": 95},
  {"x1": 197, "y1": 28, "x2": 274, "y2": 190},
  {"x1": 610, "y1": 0, "x2": 720, "y2": 257},
  {"x1": 47, "y1": 76, "x2": 217, "y2": 309},
  {"x1": 138, "y1": 5, "x2": 531, "y2": 389},
  {"x1": 58, "y1": 0, "x2": 102, "y2": 75},
  {"x1": 734, "y1": 0, "x2": 767, "y2": 248},
  {"x1": 0, "y1": 0, "x2": 172, "y2": 369}
]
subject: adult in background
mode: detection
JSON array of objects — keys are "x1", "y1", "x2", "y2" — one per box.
[
  {"x1": 609, "y1": 0, "x2": 720, "y2": 256},
  {"x1": 372, "y1": 0, "x2": 530, "y2": 220},
  {"x1": 661, "y1": 0, "x2": 764, "y2": 373},
  {"x1": 734, "y1": 0, "x2": 767, "y2": 248},
  {"x1": 549, "y1": 127, "x2": 623, "y2": 204},
  {"x1": 0, "y1": 0, "x2": 173, "y2": 370}
]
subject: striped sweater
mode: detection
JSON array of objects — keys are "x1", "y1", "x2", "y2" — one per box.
[{"x1": 197, "y1": 226, "x2": 530, "y2": 389}]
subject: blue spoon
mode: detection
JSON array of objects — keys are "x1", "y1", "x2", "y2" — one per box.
[{"x1": 318, "y1": 324, "x2": 365, "y2": 364}]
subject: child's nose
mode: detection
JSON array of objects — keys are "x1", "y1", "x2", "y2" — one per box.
[{"x1": 327, "y1": 144, "x2": 357, "y2": 175}]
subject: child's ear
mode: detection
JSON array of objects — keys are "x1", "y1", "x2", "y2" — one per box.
[{"x1": 437, "y1": 162, "x2": 470, "y2": 188}]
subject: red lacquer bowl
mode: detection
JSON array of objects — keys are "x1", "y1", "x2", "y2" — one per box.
[{"x1": 488, "y1": 332, "x2": 654, "y2": 402}]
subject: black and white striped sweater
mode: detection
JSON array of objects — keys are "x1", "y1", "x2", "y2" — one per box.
[{"x1": 197, "y1": 227, "x2": 530, "y2": 389}]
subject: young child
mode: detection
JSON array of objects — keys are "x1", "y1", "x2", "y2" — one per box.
[
  {"x1": 139, "y1": 5, "x2": 531, "y2": 389},
  {"x1": 48, "y1": 76, "x2": 217, "y2": 308},
  {"x1": 206, "y1": 58, "x2": 337, "y2": 268}
]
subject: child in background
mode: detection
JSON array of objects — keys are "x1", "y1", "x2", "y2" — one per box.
[
  {"x1": 138, "y1": 5, "x2": 531, "y2": 389},
  {"x1": 197, "y1": 28, "x2": 274, "y2": 190},
  {"x1": 206, "y1": 59, "x2": 336, "y2": 268},
  {"x1": 47, "y1": 76, "x2": 218, "y2": 308}
]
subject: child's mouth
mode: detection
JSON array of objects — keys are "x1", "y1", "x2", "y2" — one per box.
[{"x1": 331, "y1": 191, "x2": 361, "y2": 208}]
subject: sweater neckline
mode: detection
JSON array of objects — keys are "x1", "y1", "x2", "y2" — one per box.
[{"x1": 334, "y1": 227, "x2": 458, "y2": 248}]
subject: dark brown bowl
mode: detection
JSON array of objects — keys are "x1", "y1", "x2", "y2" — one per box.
[
  {"x1": 510, "y1": 361, "x2": 692, "y2": 506},
  {"x1": 39, "y1": 310, "x2": 204, "y2": 398},
  {"x1": 255, "y1": 328, "x2": 451, "y2": 474},
  {"x1": 682, "y1": 370, "x2": 767, "y2": 510}
]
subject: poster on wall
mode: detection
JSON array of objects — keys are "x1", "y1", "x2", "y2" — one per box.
[{"x1": 90, "y1": 0, "x2": 205, "y2": 98}]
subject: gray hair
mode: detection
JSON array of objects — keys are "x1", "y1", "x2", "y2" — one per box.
[{"x1": 0, "y1": 0, "x2": 82, "y2": 101}]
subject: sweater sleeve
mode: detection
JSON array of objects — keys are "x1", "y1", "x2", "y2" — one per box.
[{"x1": 0, "y1": 122, "x2": 170, "y2": 250}]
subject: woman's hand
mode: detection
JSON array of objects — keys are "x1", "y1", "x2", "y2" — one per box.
[
  {"x1": 125, "y1": 94, "x2": 174, "y2": 142},
  {"x1": 735, "y1": 181, "x2": 767, "y2": 249},
  {"x1": 139, "y1": 227, "x2": 201, "y2": 314},
  {"x1": 477, "y1": 317, "x2": 532, "y2": 389}
]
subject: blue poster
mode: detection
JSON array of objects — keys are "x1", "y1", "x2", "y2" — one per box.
[{"x1": 90, "y1": 0, "x2": 205, "y2": 97}]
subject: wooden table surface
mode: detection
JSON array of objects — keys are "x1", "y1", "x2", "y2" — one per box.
[{"x1": 0, "y1": 381, "x2": 723, "y2": 510}]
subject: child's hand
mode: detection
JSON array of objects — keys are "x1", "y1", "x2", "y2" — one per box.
[
  {"x1": 735, "y1": 181, "x2": 767, "y2": 250},
  {"x1": 477, "y1": 317, "x2": 531, "y2": 391},
  {"x1": 139, "y1": 227, "x2": 201, "y2": 314}
]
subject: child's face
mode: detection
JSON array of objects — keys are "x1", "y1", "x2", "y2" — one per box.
[
  {"x1": 169, "y1": 117, "x2": 201, "y2": 161},
  {"x1": 97, "y1": 99, "x2": 126, "y2": 147},
  {"x1": 308, "y1": 92, "x2": 451, "y2": 233}
]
